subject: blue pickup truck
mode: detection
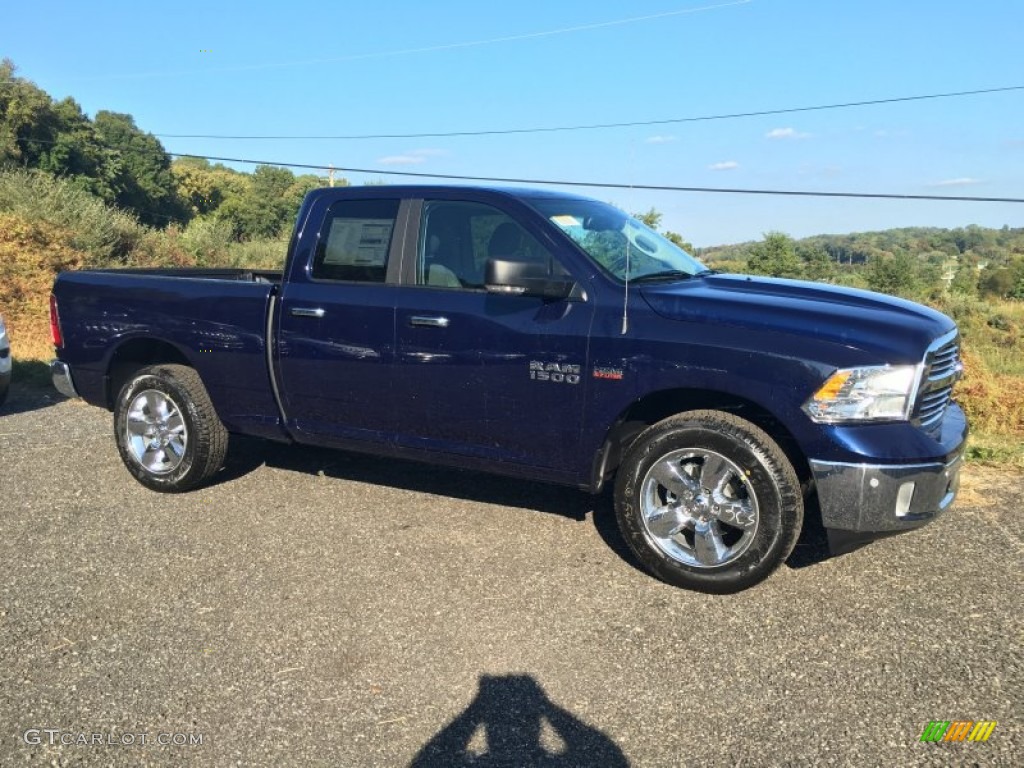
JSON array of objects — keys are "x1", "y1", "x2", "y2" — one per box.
[{"x1": 49, "y1": 185, "x2": 966, "y2": 592}]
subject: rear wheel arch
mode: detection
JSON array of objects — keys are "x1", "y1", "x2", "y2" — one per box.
[{"x1": 105, "y1": 338, "x2": 193, "y2": 410}]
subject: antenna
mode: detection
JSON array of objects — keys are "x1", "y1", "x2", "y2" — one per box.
[
  {"x1": 621, "y1": 237, "x2": 631, "y2": 334},
  {"x1": 621, "y1": 144, "x2": 636, "y2": 335}
]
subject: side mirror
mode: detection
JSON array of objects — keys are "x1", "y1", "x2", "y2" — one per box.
[{"x1": 484, "y1": 259, "x2": 578, "y2": 300}]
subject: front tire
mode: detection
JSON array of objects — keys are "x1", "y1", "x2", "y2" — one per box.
[
  {"x1": 114, "y1": 364, "x2": 228, "y2": 492},
  {"x1": 614, "y1": 410, "x2": 802, "y2": 593}
]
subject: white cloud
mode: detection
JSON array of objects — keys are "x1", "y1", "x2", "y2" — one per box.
[
  {"x1": 930, "y1": 177, "x2": 983, "y2": 187},
  {"x1": 765, "y1": 127, "x2": 811, "y2": 140},
  {"x1": 645, "y1": 135, "x2": 677, "y2": 144},
  {"x1": 708, "y1": 161, "x2": 739, "y2": 171},
  {"x1": 873, "y1": 128, "x2": 910, "y2": 139},
  {"x1": 377, "y1": 148, "x2": 448, "y2": 165},
  {"x1": 378, "y1": 155, "x2": 426, "y2": 165}
]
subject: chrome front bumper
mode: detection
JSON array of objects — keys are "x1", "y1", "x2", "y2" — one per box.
[
  {"x1": 50, "y1": 359, "x2": 79, "y2": 399},
  {"x1": 811, "y1": 455, "x2": 961, "y2": 533}
]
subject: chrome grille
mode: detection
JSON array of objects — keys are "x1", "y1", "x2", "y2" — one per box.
[
  {"x1": 927, "y1": 340, "x2": 960, "y2": 382},
  {"x1": 913, "y1": 334, "x2": 961, "y2": 431}
]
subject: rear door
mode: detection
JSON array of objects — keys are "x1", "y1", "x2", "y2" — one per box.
[
  {"x1": 276, "y1": 196, "x2": 410, "y2": 444},
  {"x1": 392, "y1": 197, "x2": 593, "y2": 471}
]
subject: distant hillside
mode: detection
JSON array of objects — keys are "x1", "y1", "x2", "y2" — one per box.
[
  {"x1": 696, "y1": 226, "x2": 1024, "y2": 303},
  {"x1": 700, "y1": 225, "x2": 1024, "y2": 267}
]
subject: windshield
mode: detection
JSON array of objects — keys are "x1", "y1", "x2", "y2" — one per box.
[{"x1": 528, "y1": 197, "x2": 706, "y2": 282}]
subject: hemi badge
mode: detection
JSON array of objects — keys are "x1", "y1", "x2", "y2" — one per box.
[{"x1": 593, "y1": 367, "x2": 624, "y2": 381}]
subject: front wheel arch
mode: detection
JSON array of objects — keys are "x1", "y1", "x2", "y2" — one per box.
[{"x1": 590, "y1": 388, "x2": 811, "y2": 494}]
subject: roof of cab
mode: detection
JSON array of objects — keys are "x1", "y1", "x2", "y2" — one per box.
[{"x1": 306, "y1": 184, "x2": 596, "y2": 203}]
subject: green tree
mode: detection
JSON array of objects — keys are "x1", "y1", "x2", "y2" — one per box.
[
  {"x1": 172, "y1": 158, "x2": 228, "y2": 215},
  {"x1": 633, "y1": 207, "x2": 662, "y2": 229},
  {"x1": 866, "y1": 252, "x2": 920, "y2": 297},
  {"x1": 629, "y1": 207, "x2": 694, "y2": 252},
  {"x1": 979, "y1": 267, "x2": 1014, "y2": 298},
  {"x1": 949, "y1": 261, "x2": 978, "y2": 296},
  {"x1": 0, "y1": 59, "x2": 61, "y2": 168},
  {"x1": 38, "y1": 98, "x2": 104, "y2": 176},
  {"x1": 1, "y1": 61, "x2": 188, "y2": 225},
  {"x1": 746, "y1": 232, "x2": 803, "y2": 278},
  {"x1": 286, "y1": 173, "x2": 327, "y2": 213},
  {"x1": 664, "y1": 231, "x2": 694, "y2": 252},
  {"x1": 979, "y1": 256, "x2": 1024, "y2": 299},
  {"x1": 797, "y1": 243, "x2": 834, "y2": 282},
  {"x1": 93, "y1": 111, "x2": 188, "y2": 225},
  {"x1": 216, "y1": 165, "x2": 324, "y2": 240}
]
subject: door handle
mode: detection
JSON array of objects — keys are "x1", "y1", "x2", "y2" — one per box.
[
  {"x1": 290, "y1": 307, "x2": 326, "y2": 318},
  {"x1": 409, "y1": 315, "x2": 450, "y2": 328}
]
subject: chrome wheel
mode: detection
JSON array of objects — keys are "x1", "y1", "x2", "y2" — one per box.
[
  {"x1": 639, "y1": 449, "x2": 759, "y2": 568},
  {"x1": 125, "y1": 389, "x2": 188, "y2": 475}
]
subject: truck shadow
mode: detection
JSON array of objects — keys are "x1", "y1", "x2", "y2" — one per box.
[
  {"x1": 785, "y1": 495, "x2": 833, "y2": 570},
  {"x1": 410, "y1": 674, "x2": 629, "y2": 767},
  {"x1": 218, "y1": 437, "x2": 833, "y2": 575},
  {"x1": 219, "y1": 436, "x2": 646, "y2": 573}
]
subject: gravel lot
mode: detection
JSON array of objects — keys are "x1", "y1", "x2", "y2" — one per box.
[{"x1": 0, "y1": 386, "x2": 1020, "y2": 767}]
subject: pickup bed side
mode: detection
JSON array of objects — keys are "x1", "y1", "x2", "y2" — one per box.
[{"x1": 52, "y1": 269, "x2": 285, "y2": 441}]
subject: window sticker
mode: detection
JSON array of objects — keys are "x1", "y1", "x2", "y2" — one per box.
[
  {"x1": 323, "y1": 218, "x2": 394, "y2": 267},
  {"x1": 551, "y1": 215, "x2": 581, "y2": 228}
]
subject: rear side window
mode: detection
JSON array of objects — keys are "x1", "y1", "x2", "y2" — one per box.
[{"x1": 311, "y1": 199, "x2": 400, "y2": 282}]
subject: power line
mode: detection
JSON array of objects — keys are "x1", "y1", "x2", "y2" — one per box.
[
  {"x1": 4, "y1": 1, "x2": 750, "y2": 83},
  {"x1": 153, "y1": 85, "x2": 1024, "y2": 140},
  {"x1": 166, "y1": 151, "x2": 1024, "y2": 203},
  {"x1": 9, "y1": 136, "x2": 1021, "y2": 203}
]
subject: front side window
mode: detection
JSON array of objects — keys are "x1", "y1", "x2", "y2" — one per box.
[
  {"x1": 311, "y1": 199, "x2": 399, "y2": 282},
  {"x1": 527, "y1": 197, "x2": 706, "y2": 282},
  {"x1": 418, "y1": 200, "x2": 560, "y2": 289}
]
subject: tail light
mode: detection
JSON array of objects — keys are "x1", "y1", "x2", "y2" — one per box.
[{"x1": 49, "y1": 293, "x2": 63, "y2": 348}]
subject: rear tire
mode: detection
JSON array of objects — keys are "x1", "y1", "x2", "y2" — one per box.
[
  {"x1": 614, "y1": 410, "x2": 802, "y2": 593},
  {"x1": 114, "y1": 364, "x2": 228, "y2": 492}
]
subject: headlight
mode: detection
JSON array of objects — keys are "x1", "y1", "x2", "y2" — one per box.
[{"x1": 803, "y1": 365, "x2": 919, "y2": 423}]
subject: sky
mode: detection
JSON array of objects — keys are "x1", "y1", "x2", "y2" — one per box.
[{"x1": 4, "y1": 0, "x2": 1023, "y2": 246}]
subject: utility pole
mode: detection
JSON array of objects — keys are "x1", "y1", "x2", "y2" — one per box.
[{"x1": 328, "y1": 165, "x2": 335, "y2": 187}]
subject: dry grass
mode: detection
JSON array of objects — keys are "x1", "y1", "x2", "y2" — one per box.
[
  {"x1": 956, "y1": 347, "x2": 1024, "y2": 438},
  {"x1": 0, "y1": 213, "x2": 84, "y2": 360}
]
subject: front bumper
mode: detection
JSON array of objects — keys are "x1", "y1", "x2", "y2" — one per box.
[
  {"x1": 811, "y1": 454, "x2": 962, "y2": 534},
  {"x1": 50, "y1": 359, "x2": 79, "y2": 399}
]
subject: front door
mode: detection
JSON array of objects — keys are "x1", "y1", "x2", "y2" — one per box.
[{"x1": 392, "y1": 198, "x2": 592, "y2": 470}]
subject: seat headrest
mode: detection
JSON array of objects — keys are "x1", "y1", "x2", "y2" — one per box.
[{"x1": 488, "y1": 222, "x2": 524, "y2": 259}]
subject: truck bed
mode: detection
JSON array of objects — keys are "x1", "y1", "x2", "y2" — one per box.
[{"x1": 52, "y1": 269, "x2": 284, "y2": 440}]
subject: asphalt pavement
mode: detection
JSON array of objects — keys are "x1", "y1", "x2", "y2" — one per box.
[{"x1": 0, "y1": 386, "x2": 1020, "y2": 767}]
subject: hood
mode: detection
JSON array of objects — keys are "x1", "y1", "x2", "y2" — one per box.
[{"x1": 640, "y1": 274, "x2": 955, "y2": 364}]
